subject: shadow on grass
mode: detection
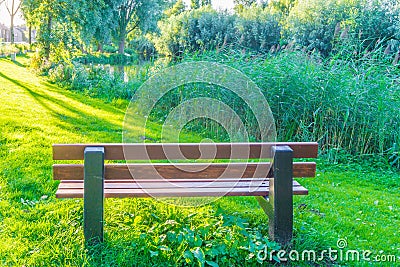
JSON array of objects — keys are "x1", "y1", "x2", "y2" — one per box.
[
  {"x1": 17, "y1": 53, "x2": 31, "y2": 59},
  {"x1": 11, "y1": 59, "x2": 26, "y2": 67},
  {"x1": 0, "y1": 71, "x2": 123, "y2": 134}
]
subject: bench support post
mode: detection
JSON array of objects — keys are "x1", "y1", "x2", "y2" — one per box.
[
  {"x1": 269, "y1": 145, "x2": 294, "y2": 245},
  {"x1": 84, "y1": 147, "x2": 105, "y2": 244}
]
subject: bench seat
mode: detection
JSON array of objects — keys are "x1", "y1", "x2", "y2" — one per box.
[{"x1": 56, "y1": 179, "x2": 308, "y2": 198}]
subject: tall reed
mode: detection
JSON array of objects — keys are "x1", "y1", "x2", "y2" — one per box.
[{"x1": 171, "y1": 49, "x2": 400, "y2": 162}]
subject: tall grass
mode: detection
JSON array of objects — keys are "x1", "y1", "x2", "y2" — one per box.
[
  {"x1": 177, "y1": 49, "x2": 400, "y2": 164},
  {"x1": 48, "y1": 48, "x2": 400, "y2": 166}
]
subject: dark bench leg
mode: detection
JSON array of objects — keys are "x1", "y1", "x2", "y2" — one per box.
[
  {"x1": 84, "y1": 147, "x2": 105, "y2": 244},
  {"x1": 270, "y1": 145, "x2": 293, "y2": 245},
  {"x1": 256, "y1": 145, "x2": 293, "y2": 246}
]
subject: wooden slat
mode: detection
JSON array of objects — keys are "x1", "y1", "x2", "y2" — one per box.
[
  {"x1": 60, "y1": 177, "x2": 271, "y2": 183},
  {"x1": 55, "y1": 180, "x2": 308, "y2": 198},
  {"x1": 53, "y1": 162, "x2": 316, "y2": 180},
  {"x1": 58, "y1": 179, "x2": 272, "y2": 189},
  {"x1": 53, "y1": 142, "x2": 318, "y2": 160}
]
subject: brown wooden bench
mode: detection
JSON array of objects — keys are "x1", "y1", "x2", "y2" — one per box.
[{"x1": 53, "y1": 142, "x2": 318, "y2": 245}]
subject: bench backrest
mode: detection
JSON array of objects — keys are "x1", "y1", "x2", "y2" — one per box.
[{"x1": 53, "y1": 142, "x2": 318, "y2": 181}]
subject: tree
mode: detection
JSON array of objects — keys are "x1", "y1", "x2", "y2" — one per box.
[
  {"x1": 26, "y1": 0, "x2": 68, "y2": 60},
  {"x1": 353, "y1": 0, "x2": 400, "y2": 49},
  {"x1": 21, "y1": 0, "x2": 39, "y2": 44},
  {"x1": 113, "y1": 0, "x2": 164, "y2": 54},
  {"x1": 233, "y1": 0, "x2": 257, "y2": 13},
  {"x1": 285, "y1": 0, "x2": 355, "y2": 56},
  {"x1": 190, "y1": 0, "x2": 211, "y2": 10},
  {"x1": 164, "y1": 0, "x2": 186, "y2": 17},
  {"x1": 268, "y1": 0, "x2": 296, "y2": 16},
  {"x1": 65, "y1": 0, "x2": 114, "y2": 53},
  {"x1": 5, "y1": 0, "x2": 22, "y2": 44},
  {"x1": 91, "y1": 0, "x2": 115, "y2": 52},
  {"x1": 234, "y1": 0, "x2": 256, "y2": 7}
]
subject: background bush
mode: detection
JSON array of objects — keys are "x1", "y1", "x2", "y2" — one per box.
[
  {"x1": 353, "y1": 0, "x2": 400, "y2": 50},
  {"x1": 48, "y1": 62, "x2": 140, "y2": 101},
  {"x1": 155, "y1": 6, "x2": 280, "y2": 56},
  {"x1": 129, "y1": 36, "x2": 157, "y2": 60},
  {"x1": 0, "y1": 43, "x2": 30, "y2": 56},
  {"x1": 235, "y1": 5, "x2": 281, "y2": 53},
  {"x1": 285, "y1": 0, "x2": 400, "y2": 56}
]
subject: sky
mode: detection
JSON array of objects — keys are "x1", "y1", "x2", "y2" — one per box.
[
  {"x1": 0, "y1": 0, "x2": 24, "y2": 26},
  {"x1": 0, "y1": 0, "x2": 234, "y2": 26},
  {"x1": 183, "y1": 0, "x2": 235, "y2": 10}
]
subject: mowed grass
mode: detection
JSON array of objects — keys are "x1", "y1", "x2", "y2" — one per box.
[{"x1": 0, "y1": 56, "x2": 399, "y2": 266}]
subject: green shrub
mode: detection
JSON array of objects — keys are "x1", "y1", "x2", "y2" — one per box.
[
  {"x1": 236, "y1": 5, "x2": 281, "y2": 52},
  {"x1": 47, "y1": 61, "x2": 147, "y2": 102},
  {"x1": 155, "y1": 6, "x2": 280, "y2": 57},
  {"x1": 103, "y1": 45, "x2": 118, "y2": 53},
  {"x1": 285, "y1": 0, "x2": 355, "y2": 56},
  {"x1": 185, "y1": 9, "x2": 236, "y2": 51},
  {"x1": 353, "y1": 0, "x2": 400, "y2": 50},
  {"x1": 284, "y1": 0, "x2": 400, "y2": 56},
  {"x1": 29, "y1": 52, "x2": 53, "y2": 74},
  {"x1": 129, "y1": 36, "x2": 157, "y2": 60},
  {"x1": 73, "y1": 53, "x2": 137, "y2": 65},
  {"x1": 0, "y1": 43, "x2": 28, "y2": 56},
  {"x1": 155, "y1": 7, "x2": 236, "y2": 56},
  {"x1": 236, "y1": 16, "x2": 280, "y2": 53}
]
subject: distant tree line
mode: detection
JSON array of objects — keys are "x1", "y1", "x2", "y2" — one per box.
[
  {"x1": 154, "y1": 0, "x2": 400, "y2": 58},
  {"x1": 15, "y1": 0, "x2": 400, "y2": 62}
]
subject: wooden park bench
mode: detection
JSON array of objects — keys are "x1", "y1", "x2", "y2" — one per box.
[{"x1": 53, "y1": 142, "x2": 318, "y2": 245}]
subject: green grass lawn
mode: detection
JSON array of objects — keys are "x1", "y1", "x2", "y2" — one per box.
[{"x1": 0, "y1": 56, "x2": 399, "y2": 266}]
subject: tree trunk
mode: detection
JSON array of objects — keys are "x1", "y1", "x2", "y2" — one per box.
[
  {"x1": 28, "y1": 26, "x2": 32, "y2": 45},
  {"x1": 10, "y1": 15, "x2": 14, "y2": 44},
  {"x1": 118, "y1": 37, "x2": 125, "y2": 54},
  {"x1": 97, "y1": 42, "x2": 103, "y2": 53},
  {"x1": 44, "y1": 15, "x2": 52, "y2": 60}
]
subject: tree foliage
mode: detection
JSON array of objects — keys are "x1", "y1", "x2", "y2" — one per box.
[
  {"x1": 20, "y1": 0, "x2": 166, "y2": 61},
  {"x1": 19, "y1": 0, "x2": 400, "y2": 63},
  {"x1": 236, "y1": 5, "x2": 281, "y2": 52},
  {"x1": 190, "y1": 0, "x2": 211, "y2": 10},
  {"x1": 353, "y1": 0, "x2": 400, "y2": 48},
  {"x1": 233, "y1": 0, "x2": 257, "y2": 13},
  {"x1": 164, "y1": 0, "x2": 186, "y2": 17},
  {"x1": 155, "y1": 6, "x2": 281, "y2": 56},
  {"x1": 285, "y1": 0, "x2": 400, "y2": 55},
  {"x1": 113, "y1": 0, "x2": 164, "y2": 54}
]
